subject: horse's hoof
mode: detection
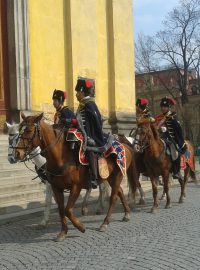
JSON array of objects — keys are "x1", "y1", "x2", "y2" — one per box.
[
  {"x1": 179, "y1": 197, "x2": 184, "y2": 203},
  {"x1": 78, "y1": 225, "x2": 85, "y2": 233},
  {"x1": 138, "y1": 198, "x2": 145, "y2": 205},
  {"x1": 82, "y1": 208, "x2": 89, "y2": 216},
  {"x1": 99, "y1": 224, "x2": 108, "y2": 232},
  {"x1": 96, "y1": 209, "x2": 103, "y2": 215},
  {"x1": 165, "y1": 204, "x2": 172, "y2": 209},
  {"x1": 122, "y1": 213, "x2": 130, "y2": 222},
  {"x1": 151, "y1": 207, "x2": 158, "y2": 214},
  {"x1": 55, "y1": 232, "x2": 67, "y2": 242}
]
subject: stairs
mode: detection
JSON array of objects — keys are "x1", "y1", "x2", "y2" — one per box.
[{"x1": 0, "y1": 134, "x2": 46, "y2": 223}]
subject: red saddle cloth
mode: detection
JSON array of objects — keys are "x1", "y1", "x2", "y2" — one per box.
[
  {"x1": 180, "y1": 142, "x2": 195, "y2": 171},
  {"x1": 67, "y1": 128, "x2": 126, "y2": 176}
]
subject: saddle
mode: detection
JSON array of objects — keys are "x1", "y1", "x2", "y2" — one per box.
[{"x1": 65, "y1": 128, "x2": 126, "y2": 178}]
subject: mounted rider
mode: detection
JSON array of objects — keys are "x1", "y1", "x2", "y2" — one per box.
[
  {"x1": 136, "y1": 98, "x2": 155, "y2": 124},
  {"x1": 52, "y1": 89, "x2": 76, "y2": 127},
  {"x1": 155, "y1": 97, "x2": 187, "y2": 180},
  {"x1": 75, "y1": 77, "x2": 105, "y2": 189},
  {"x1": 35, "y1": 90, "x2": 76, "y2": 182}
]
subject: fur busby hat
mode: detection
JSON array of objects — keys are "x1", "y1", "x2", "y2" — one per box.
[
  {"x1": 136, "y1": 98, "x2": 149, "y2": 110},
  {"x1": 52, "y1": 90, "x2": 66, "y2": 103},
  {"x1": 75, "y1": 77, "x2": 95, "y2": 97},
  {"x1": 160, "y1": 97, "x2": 176, "y2": 107}
]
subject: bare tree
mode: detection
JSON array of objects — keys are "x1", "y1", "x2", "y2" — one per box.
[
  {"x1": 135, "y1": 33, "x2": 159, "y2": 114},
  {"x1": 156, "y1": 0, "x2": 200, "y2": 105}
]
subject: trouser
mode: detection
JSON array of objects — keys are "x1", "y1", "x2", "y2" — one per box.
[{"x1": 86, "y1": 151, "x2": 98, "y2": 185}]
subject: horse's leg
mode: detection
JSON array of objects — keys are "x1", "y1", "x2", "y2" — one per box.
[
  {"x1": 39, "y1": 182, "x2": 53, "y2": 227},
  {"x1": 150, "y1": 177, "x2": 159, "y2": 213},
  {"x1": 162, "y1": 173, "x2": 171, "y2": 209},
  {"x1": 81, "y1": 187, "x2": 92, "y2": 216},
  {"x1": 51, "y1": 185, "x2": 68, "y2": 241},
  {"x1": 179, "y1": 166, "x2": 190, "y2": 203},
  {"x1": 118, "y1": 186, "x2": 131, "y2": 222},
  {"x1": 99, "y1": 172, "x2": 123, "y2": 232},
  {"x1": 65, "y1": 184, "x2": 85, "y2": 233},
  {"x1": 96, "y1": 181, "x2": 110, "y2": 215},
  {"x1": 137, "y1": 181, "x2": 145, "y2": 205}
]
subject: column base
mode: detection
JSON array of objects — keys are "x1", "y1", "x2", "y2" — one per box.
[{"x1": 108, "y1": 112, "x2": 136, "y2": 136}]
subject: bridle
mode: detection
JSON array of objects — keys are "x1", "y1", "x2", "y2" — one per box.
[
  {"x1": 133, "y1": 125, "x2": 150, "y2": 153},
  {"x1": 16, "y1": 121, "x2": 65, "y2": 162}
]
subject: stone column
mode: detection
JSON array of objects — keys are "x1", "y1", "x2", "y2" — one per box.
[
  {"x1": 107, "y1": 0, "x2": 136, "y2": 135},
  {"x1": 6, "y1": 0, "x2": 31, "y2": 122}
]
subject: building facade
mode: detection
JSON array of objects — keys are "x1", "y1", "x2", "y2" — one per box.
[
  {"x1": 135, "y1": 68, "x2": 200, "y2": 148},
  {"x1": 0, "y1": 0, "x2": 136, "y2": 134}
]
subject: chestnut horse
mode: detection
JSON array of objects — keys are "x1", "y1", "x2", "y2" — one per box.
[
  {"x1": 133, "y1": 122, "x2": 196, "y2": 212},
  {"x1": 14, "y1": 113, "x2": 138, "y2": 241},
  {"x1": 133, "y1": 122, "x2": 179, "y2": 213}
]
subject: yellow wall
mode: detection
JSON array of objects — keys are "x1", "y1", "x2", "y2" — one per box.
[
  {"x1": 29, "y1": 0, "x2": 66, "y2": 113},
  {"x1": 29, "y1": 0, "x2": 135, "y2": 118}
]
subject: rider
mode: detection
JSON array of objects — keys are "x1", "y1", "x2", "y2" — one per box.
[
  {"x1": 136, "y1": 98, "x2": 155, "y2": 123},
  {"x1": 155, "y1": 97, "x2": 187, "y2": 180},
  {"x1": 52, "y1": 89, "x2": 76, "y2": 127},
  {"x1": 35, "y1": 90, "x2": 76, "y2": 182},
  {"x1": 75, "y1": 77, "x2": 105, "y2": 189}
]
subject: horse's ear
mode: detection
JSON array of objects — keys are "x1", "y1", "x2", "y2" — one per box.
[
  {"x1": 34, "y1": 113, "x2": 44, "y2": 123},
  {"x1": 5, "y1": 122, "x2": 11, "y2": 129},
  {"x1": 21, "y1": 112, "x2": 26, "y2": 120}
]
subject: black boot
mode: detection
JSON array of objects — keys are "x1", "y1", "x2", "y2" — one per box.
[
  {"x1": 86, "y1": 151, "x2": 98, "y2": 189},
  {"x1": 172, "y1": 156, "x2": 183, "y2": 181}
]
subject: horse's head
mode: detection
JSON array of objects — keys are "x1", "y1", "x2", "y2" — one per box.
[
  {"x1": 14, "y1": 112, "x2": 44, "y2": 161},
  {"x1": 6, "y1": 122, "x2": 20, "y2": 164},
  {"x1": 134, "y1": 123, "x2": 152, "y2": 153}
]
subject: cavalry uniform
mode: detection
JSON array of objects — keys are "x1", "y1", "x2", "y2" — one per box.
[
  {"x1": 52, "y1": 89, "x2": 76, "y2": 127},
  {"x1": 75, "y1": 77, "x2": 105, "y2": 189},
  {"x1": 155, "y1": 97, "x2": 187, "y2": 179},
  {"x1": 136, "y1": 98, "x2": 155, "y2": 124}
]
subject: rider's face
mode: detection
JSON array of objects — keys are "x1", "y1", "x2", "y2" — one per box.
[
  {"x1": 76, "y1": 91, "x2": 85, "y2": 102},
  {"x1": 53, "y1": 99, "x2": 62, "y2": 109},
  {"x1": 161, "y1": 106, "x2": 169, "y2": 114}
]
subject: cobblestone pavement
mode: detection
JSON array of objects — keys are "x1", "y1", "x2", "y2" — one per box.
[{"x1": 0, "y1": 183, "x2": 200, "y2": 270}]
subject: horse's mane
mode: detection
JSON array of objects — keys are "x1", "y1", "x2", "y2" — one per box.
[{"x1": 150, "y1": 123, "x2": 159, "y2": 141}]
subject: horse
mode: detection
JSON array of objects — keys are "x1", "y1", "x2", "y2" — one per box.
[
  {"x1": 6, "y1": 122, "x2": 111, "y2": 225},
  {"x1": 14, "y1": 112, "x2": 138, "y2": 241},
  {"x1": 133, "y1": 121, "x2": 196, "y2": 212}
]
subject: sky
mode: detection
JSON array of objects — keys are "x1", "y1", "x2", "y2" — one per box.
[{"x1": 134, "y1": 0, "x2": 180, "y2": 37}]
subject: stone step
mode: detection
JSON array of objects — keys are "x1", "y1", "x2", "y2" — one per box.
[
  {"x1": 0, "y1": 189, "x2": 46, "y2": 206},
  {"x1": 0, "y1": 175, "x2": 42, "y2": 187},
  {"x1": 0, "y1": 203, "x2": 58, "y2": 225},
  {"x1": 0, "y1": 196, "x2": 47, "y2": 216},
  {"x1": 0, "y1": 161, "x2": 35, "y2": 170},
  {"x1": 0, "y1": 181, "x2": 45, "y2": 195},
  {"x1": 0, "y1": 168, "x2": 35, "y2": 178}
]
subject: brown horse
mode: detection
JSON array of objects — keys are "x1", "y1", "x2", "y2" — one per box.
[
  {"x1": 133, "y1": 122, "x2": 181, "y2": 213},
  {"x1": 14, "y1": 113, "x2": 138, "y2": 241}
]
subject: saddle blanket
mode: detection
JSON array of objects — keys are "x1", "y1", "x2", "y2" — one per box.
[
  {"x1": 181, "y1": 142, "x2": 195, "y2": 171},
  {"x1": 67, "y1": 128, "x2": 126, "y2": 176}
]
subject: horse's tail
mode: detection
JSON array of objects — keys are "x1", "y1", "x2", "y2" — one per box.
[
  {"x1": 126, "y1": 146, "x2": 139, "y2": 194},
  {"x1": 189, "y1": 156, "x2": 197, "y2": 182},
  {"x1": 189, "y1": 169, "x2": 197, "y2": 182}
]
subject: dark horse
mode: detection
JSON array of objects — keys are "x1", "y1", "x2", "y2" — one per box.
[
  {"x1": 133, "y1": 121, "x2": 195, "y2": 213},
  {"x1": 14, "y1": 113, "x2": 138, "y2": 241}
]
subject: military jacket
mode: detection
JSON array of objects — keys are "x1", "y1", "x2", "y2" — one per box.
[
  {"x1": 54, "y1": 106, "x2": 75, "y2": 125},
  {"x1": 155, "y1": 111, "x2": 185, "y2": 150},
  {"x1": 76, "y1": 99, "x2": 105, "y2": 147}
]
